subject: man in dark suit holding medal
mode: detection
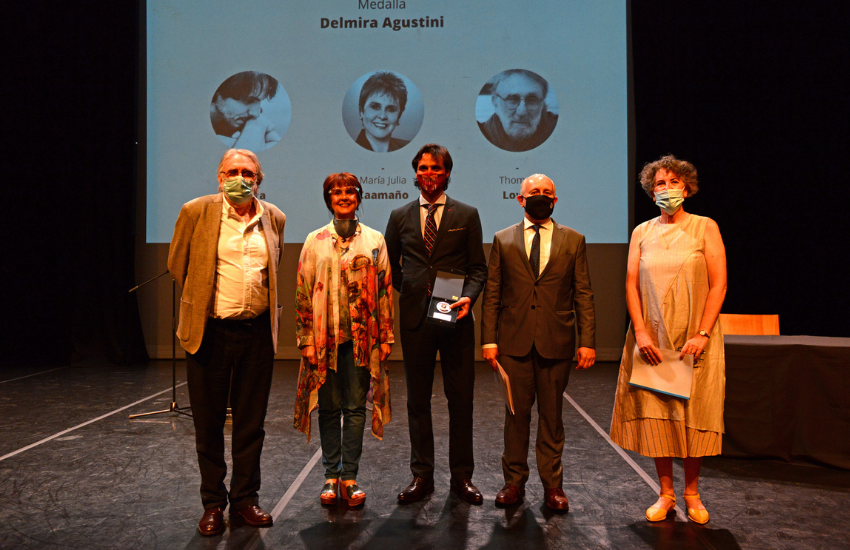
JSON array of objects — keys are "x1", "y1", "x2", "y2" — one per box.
[
  {"x1": 385, "y1": 143, "x2": 488, "y2": 504},
  {"x1": 481, "y1": 173, "x2": 596, "y2": 511}
]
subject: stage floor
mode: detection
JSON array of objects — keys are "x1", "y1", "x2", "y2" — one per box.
[{"x1": 1, "y1": 360, "x2": 848, "y2": 549}]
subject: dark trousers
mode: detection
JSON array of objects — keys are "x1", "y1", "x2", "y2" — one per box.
[
  {"x1": 401, "y1": 316, "x2": 475, "y2": 482},
  {"x1": 186, "y1": 312, "x2": 274, "y2": 511},
  {"x1": 500, "y1": 346, "x2": 571, "y2": 489},
  {"x1": 317, "y1": 341, "x2": 371, "y2": 481}
]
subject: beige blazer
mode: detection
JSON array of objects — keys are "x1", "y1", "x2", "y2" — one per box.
[
  {"x1": 481, "y1": 220, "x2": 595, "y2": 359},
  {"x1": 167, "y1": 193, "x2": 286, "y2": 355}
]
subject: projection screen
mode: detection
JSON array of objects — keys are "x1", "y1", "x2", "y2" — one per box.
[{"x1": 146, "y1": 0, "x2": 628, "y2": 244}]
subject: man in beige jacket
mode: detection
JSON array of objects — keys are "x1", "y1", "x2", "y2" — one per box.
[{"x1": 168, "y1": 149, "x2": 285, "y2": 536}]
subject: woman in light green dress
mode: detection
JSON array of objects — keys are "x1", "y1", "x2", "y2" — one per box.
[{"x1": 610, "y1": 155, "x2": 727, "y2": 524}]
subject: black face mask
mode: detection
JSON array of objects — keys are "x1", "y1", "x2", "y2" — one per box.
[
  {"x1": 333, "y1": 217, "x2": 359, "y2": 239},
  {"x1": 523, "y1": 195, "x2": 555, "y2": 220}
]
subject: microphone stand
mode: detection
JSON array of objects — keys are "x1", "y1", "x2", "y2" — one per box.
[{"x1": 128, "y1": 270, "x2": 192, "y2": 419}]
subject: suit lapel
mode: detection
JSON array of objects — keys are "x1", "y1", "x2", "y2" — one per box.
[
  {"x1": 430, "y1": 196, "x2": 454, "y2": 254},
  {"x1": 512, "y1": 222, "x2": 536, "y2": 280},
  {"x1": 407, "y1": 200, "x2": 426, "y2": 250},
  {"x1": 202, "y1": 195, "x2": 223, "y2": 251},
  {"x1": 539, "y1": 221, "x2": 567, "y2": 279},
  {"x1": 259, "y1": 201, "x2": 276, "y2": 253},
  {"x1": 193, "y1": 196, "x2": 223, "y2": 295}
]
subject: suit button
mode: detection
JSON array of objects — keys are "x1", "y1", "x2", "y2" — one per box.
[{"x1": 531, "y1": 305, "x2": 536, "y2": 309}]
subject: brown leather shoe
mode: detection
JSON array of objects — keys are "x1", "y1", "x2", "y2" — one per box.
[
  {"x1": 495, "y1": 484, "x2": 525, "y2": 506},
  {"x1": 198, "y1": 507, "x2": 225, "y2": 536},
  {"x1": 451, "y1": 478, "x2": 483, "y2": 504},
  {"x1": 544, "y1": 488, "x2": 570, "y2": 511},
  {"x1": 231, "y1": 505, "x2": 273, "y2": 526},
  {"x1": 397, "y1": 477, "x2": 434, "y2": 502}
]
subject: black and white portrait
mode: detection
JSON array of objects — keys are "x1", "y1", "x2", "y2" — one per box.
[
  {"x1": 342, "y1": 71, "x2": 424, "y2": 153},
  {"x1": 210, "y1": 71, "x2": 292, "y2": 152},
  {"x1": 476, "y1": 69, "x2": 559, "y2": 152}
]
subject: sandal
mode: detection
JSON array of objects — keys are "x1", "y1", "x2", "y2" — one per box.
[
  {"x1": 320, "y1": 479, "x2": 339, "y2": 505},
  {"x1": 341, "y1": 479, "x2": 366, "y2": 507},
  {"x1": 645, "y1": 493, "x2": 676, "y2": 522},
  {"x1": 683, "y1": 493, "x2": 709, "y2": 524}
]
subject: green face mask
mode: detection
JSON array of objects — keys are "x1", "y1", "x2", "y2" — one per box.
[
  {"x1": 654, "y1": 188, "x2": 684, "y2": 215},
  {"x1": 222, "y1": 176, "x2": 254, "y2": 205}
]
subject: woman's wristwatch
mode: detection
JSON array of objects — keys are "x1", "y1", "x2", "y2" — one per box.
[{"x1": 698, "y1": 329, "x2": 710, "y2": 338}]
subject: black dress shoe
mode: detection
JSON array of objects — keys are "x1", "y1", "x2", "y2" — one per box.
[
  {"x1": 198, "y1": 507, "x2": 225, "y2": 536},
  {"x1": 495, "y1": 483, "x2": 525, "y2": 506},
  {"x1": 231, "y1": 505, "x2": 273, "y2": 526},
  {"x1": 544, "y1": 488, "x2": 570, "y2": 512},
  {"x1": 397, "y1": 477, "x2": 435, "y2": 502},
  {"x1": 450, "y1": 478, "x2": 483, "y2": 504}
]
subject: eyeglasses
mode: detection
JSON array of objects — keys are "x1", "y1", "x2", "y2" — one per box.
[
  {"x1": 494, "y1": 94, "x2": 543, "y2": 111},
  {"x1": 222, "y1": 169, "x2": 256, "y2": 180},
  {"x1": 329, "y1": 188, "x2": 359, "y2": 197}
]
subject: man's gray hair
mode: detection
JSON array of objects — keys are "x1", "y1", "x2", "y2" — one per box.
[
  {"x1": 491, "y1": 69, "x2": 549, "y2": 98},
  {"x1": 217, "y1": 149, "x2": 264, "y2": 184}
]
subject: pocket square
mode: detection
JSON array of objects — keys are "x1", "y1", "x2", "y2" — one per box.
[{"x1": 448, "y1": 227, "x2": 467, "y2": 232}]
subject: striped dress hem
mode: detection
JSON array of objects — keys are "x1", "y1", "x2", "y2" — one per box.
[{"x1": 610, "y1": 407, "x2": 722, "y2": 458}]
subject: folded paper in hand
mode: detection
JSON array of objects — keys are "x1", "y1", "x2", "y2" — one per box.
[
  {"x1": 493, "y1": 360, "x2": 515, "y2": 415},
  {"x1": 628, "y1": 347, "x2": 694, "y2": 399}
]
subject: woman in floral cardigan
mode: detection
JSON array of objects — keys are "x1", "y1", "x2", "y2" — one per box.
[{"x1": 294, "y1": 173, "x2": 394, "y2": 507}]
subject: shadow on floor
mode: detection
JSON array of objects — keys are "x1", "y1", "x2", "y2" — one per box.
[{"x1": 629, "y1": 520, "x2": 741, "y2": 550}]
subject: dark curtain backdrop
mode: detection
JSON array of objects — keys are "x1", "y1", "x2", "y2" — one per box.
[
  {"x1": 631, "y1": 1, "x2": 850, "y2": 337},
  {"x1": 3, "y1": 2, "x2": 147, "y2": 366},
  {"x1": 3, "y1": 2, "x2": 847, "y2": 366}
]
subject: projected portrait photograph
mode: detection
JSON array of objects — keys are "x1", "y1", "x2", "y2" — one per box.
[
  {"x1": 476, "y1": 69, "x2": 559, "y2": 152},
  {"x1": 342, "y1": 71, "x2": 424, "y2": 153},
  {"x1": 209, "y1": 71, "x2": 292, "y2": 152}
]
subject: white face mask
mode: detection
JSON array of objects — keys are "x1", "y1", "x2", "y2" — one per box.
[{"x1": 655, "y1": 188, "x2": 685, "y2": 215}]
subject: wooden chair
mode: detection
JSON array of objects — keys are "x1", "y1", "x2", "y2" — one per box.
[{"x1": 719, "y1": 314, "x2": 780, "y2": 335}]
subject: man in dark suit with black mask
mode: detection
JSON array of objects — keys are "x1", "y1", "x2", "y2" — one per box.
[
  {"x1": 481, "y1": 173, "x2": 596, "y2": 511},
  {"x1": 385, "y1": 143, "x2": 488, "y2": 504}
]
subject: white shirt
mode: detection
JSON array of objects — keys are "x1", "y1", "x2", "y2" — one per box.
[
  {"x1": 419, "y1": 193, "x2": 447, "y2": 239},
  {"x1": 524, "y1": 217, "x2": 554, "y2": 273},
  {"x1": 213, "y1": 195, "x2": 270, "y2": 319}
]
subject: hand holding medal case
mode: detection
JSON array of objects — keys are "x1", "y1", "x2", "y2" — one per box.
[{"x1": 425, "y1": 271, "x2": 465, "y2": 327}]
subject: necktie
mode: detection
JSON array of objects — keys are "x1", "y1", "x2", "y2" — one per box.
[
  {"x1": 529, "y1": 224, "x2": 541, "y2": 278},
  {"x1": 424, "y1": 203, "x2": 439, "y2": 255}
]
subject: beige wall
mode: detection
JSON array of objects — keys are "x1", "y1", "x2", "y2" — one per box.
[{"x1": 135, "y1": 242, "x2": 627, "y2": 361}]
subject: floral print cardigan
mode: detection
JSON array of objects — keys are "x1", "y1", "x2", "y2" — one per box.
[{"x1": 293, "y1": 222, "x2": 394, "y2": 442}]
